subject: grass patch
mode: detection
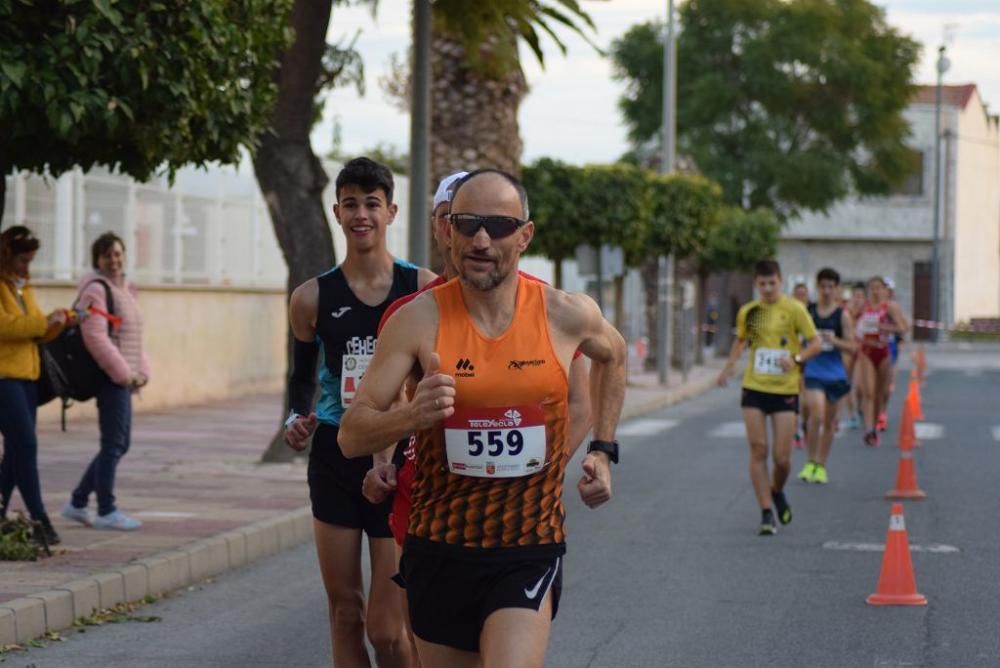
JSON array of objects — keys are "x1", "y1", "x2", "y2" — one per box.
[{"x1": 0, "y1": 514, "x2": 51, "y2": 561}]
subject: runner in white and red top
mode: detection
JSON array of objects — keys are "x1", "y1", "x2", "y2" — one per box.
[{"x1": 855, "y1": 276, "x2": 908, "y2": 446}]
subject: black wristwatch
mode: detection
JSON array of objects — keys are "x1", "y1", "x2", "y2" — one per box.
[{"x1": 587, "y1": 440, "x2": 619, "y2": 464}]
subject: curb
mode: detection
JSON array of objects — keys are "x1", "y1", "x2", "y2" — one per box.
[
  {"x1": 620, "y1": 368, "x2": 724, "y2": 423},
  {"x1": 0, "y1": 505, "x2": 313, "y2": 646}
]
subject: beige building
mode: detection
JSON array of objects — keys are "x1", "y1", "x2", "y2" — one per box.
[{"x1": 777, "y1": 84, "x2": 1000, "y2": 337}]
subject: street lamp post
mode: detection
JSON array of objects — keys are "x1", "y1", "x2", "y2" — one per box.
[
  {"x1": 657, "y1": 0, "x2": 676, "y2": 385},
  {"x1": 930, "y1": 45, "x2": 949, "y2": 342}
]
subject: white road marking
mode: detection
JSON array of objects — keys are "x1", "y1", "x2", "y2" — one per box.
[
  {"x1": 962, "y1": 368, "x2": 982, "y2": 377},
  {"x1": 133, "y1": 511, "x2": 197, "y2": 519},
  {"x1": 915, "y1": 423, "x2": 944, "y2": 440},
  {"x1": 617, "y1": 419, "x2": 679, "y2": 437},
  {"x1": 992, "y1": 426, "x2": 1000, "y2": 442},
  {"x1": 708, "y1": 421, "x2": 747, "y2": 438},
  {"x1": 822, "y1": 541, "x2": 959, "y2": 554}
]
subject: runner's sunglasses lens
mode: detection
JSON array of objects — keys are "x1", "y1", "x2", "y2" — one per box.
[{"x1": 449, "y1": 214, "x2": 526, "y2": 239}]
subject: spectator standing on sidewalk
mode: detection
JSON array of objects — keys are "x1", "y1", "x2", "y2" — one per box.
[
  {"x1": 62, "y1": 232, "x2": 149, "y2": 531},
  {"x1": 0, "y1": 226, "x2": 67, "y2": 544}
]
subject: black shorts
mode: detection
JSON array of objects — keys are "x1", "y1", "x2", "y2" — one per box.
[
  {"x1": 307, "y1": 423, "x2": 403, "y2": 537},
  {"x1": 741, "y1": 388, "x2": 799, "y2": 415},
  {"x1": 804, "y1": 378, "x2": 851, "y2": 403},
  {"x1": 399, "y1": 541, "x2": 563, "y2": 652}
]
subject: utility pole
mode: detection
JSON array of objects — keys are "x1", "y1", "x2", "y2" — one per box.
[
  {"x1": 930, "y1": 44, "x2": 949, "y2": 342},
  {"x1": 657, "y1": 0, "x2": 677, "y2": 385},
  {"x1": 407, "y1": 0, "x2": 431, "y2": 267}
]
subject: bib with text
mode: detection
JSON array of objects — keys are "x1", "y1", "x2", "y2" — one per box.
[
  {"x1": 753, "y1": 348, "x2": 790, "y2": 375},
  {"x1": 444, "y1": 405, "x2": 547, "y2": 478},
  {"x1": 340, "y1": 354, "x2": 371, "y2": 408}
]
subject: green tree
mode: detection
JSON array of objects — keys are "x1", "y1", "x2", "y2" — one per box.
[
  {"x1": 641, "y1": 174, "x2": 723, "y2": 368},
  {"x1": 697, "y1": 207, "x2": 781, "y2": 353},
  {"x1": 0, "y1": 0, "x2": 292, "y2": 229},
  {"x1": 521, "y1": 158, "x2": 585, "y2": 289},
  {"x1": 611, "y1": 0, "x2": 920, "y2": 217}
]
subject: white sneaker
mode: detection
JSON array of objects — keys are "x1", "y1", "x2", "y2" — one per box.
[
  {"x1": 62, "y1": 501, "x2": 95, "y2": 526},
  {"x1": 93, "y1": 511, "x2": 142, "y2": 531}
]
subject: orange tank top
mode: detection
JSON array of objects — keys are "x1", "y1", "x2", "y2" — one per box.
[{"x1": 407, "y1": 276, "x2": 570, "y2": 554}]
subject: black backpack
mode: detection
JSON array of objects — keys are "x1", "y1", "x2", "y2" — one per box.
[{"x1": 38, "y1": 279, "x2": 115, "y2": 430}]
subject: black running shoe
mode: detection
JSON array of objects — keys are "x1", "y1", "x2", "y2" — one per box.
[
  {"x1": 33, "y1": 517, "x2": 61, "y2": 547},
  {"x1": 771, "y1": 490, "x2": 792, "y2": 525},
  {"x1": 759, "y1": 509, "x2": 777, "y2": 536}
]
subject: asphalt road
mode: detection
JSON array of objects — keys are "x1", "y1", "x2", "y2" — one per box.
[{"x1": 13, "y1": 351, "x2": 1000, "y2": 667}]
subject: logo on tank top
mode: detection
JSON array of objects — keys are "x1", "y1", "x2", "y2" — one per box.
[
  {"x1": 456, "y1": 358, "x2": 476, "y2": 377},
  {"x1": 331, "y1": 306, "x2": 352, "y2": 318},
  {"x1": 508, "y1": 359, "x2": 545, "y2": 370}
]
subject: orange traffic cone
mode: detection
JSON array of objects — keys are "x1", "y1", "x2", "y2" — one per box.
[
  {"x1": 906, "y1": 376, "x2": 925, "y2": 421},
  {"x1": 897, "y1": 402, "x2": 916, "y2": 451},
  {"x1": 867, "y1": 504, "x2": 928, "y2": 606},
  {"x1": 886, "y1": 450, "x2": 926, "y2": 500}
]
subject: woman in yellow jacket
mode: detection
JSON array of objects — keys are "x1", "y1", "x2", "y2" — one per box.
[{"x1": 0, "y1": 226, "x2": 67, "y2": 544}]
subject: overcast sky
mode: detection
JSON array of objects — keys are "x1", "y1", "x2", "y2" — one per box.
[{"x1": 313, "y1": 0, "x2": 1000, "y2": 166}]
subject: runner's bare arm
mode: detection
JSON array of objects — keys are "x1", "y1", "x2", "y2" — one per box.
[
  {"x1": 288, "y1": 278, "x2": 319, "y2": 342},
  {"x1": 339, "y1": 296, "x2": 454, "y2": 457},
  {"x1": 718, "y1": 337, "x2": 747, "y2": 386},
  {"x1": 887, "y1": 302, "x2": 909, "y2": 338},
  {"x1": 836, "y1": 310, "x2": 858, "y2": 354},
  {"x1": 566, "y1": 355, "x2": 593, "y2": 456},
  {"x1": 417, "y1": 267, "x2": 438, "y2": 289},
  {"x1": 551, "y1": 292, "x2": 626, "y2": 443}
]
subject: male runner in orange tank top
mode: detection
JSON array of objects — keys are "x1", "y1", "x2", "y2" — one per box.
[{"x1": 339, "y1": 169, "x2": 627, "y2": 668}]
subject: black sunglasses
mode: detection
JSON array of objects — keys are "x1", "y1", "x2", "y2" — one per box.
[{"x1": 449, "y1": 213, "x2": 527, "y2": 239}]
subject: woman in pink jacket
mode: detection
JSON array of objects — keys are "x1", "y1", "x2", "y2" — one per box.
[{"x1": 61, "y1": 232, "x2": 149, "y2": 531}]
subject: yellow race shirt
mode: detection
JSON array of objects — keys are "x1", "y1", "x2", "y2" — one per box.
[{"x1": 736, "y1": 295, "x2": 817, "y2": 395}]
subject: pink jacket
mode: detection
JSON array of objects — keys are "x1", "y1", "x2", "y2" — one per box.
[{"x1": 77, "y1": 272, "x2": 150, "y2": 387}]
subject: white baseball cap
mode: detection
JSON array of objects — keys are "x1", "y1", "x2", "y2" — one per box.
[{"x1": 432, "y1": 171, "x2": 469, "y2": 209}]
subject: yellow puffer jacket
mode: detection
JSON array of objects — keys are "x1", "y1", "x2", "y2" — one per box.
[{"x1": 0, "y1": 279, "x2": 47, "y2": 381}]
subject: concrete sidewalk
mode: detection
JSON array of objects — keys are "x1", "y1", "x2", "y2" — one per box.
[{"x1": 0, "y1": 360, "x2": 724, "y2": 646}]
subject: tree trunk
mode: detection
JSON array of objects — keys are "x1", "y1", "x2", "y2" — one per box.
[
  {"x1": 695, "y1": 270, "x2": 708, "y2": 365},
  {"x1": 715, "y1": 272, "x2": 733, "y2": 357},
  {"x1": 430, "y1": 28, "x2": 527, "y2": 185},
  {"x1": 553, "y1": 257, "x2": 562, "y2": 290},
  {"x1": 613, "y1": 274, "x2": 626, "y2": 335},
  {"x1": 253, "y1": 0, "x2": 337, "y2": 463},
  {"x1": 640, "y1": 256, "x2": 659, "y2": 372}
]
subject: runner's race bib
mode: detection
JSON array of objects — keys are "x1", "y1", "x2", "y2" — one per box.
[
  {"x1": 859, "y1": 316, "x2": 880, "y2": 336},
  {"x1": 753, "y1": 348, "x2": 790, "y2": 375},
  {"x1": 340, "y1": 354, "x2": 371, "y2": 407},
  {"x1": 444, "y1": 405, "x2": 547, "y2": 478},
  {"x1": 818, "y1": 328, "x2": 835, "y2": 352}
]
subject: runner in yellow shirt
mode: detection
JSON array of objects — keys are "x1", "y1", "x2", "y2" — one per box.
[{"x1": 717, "y1": 260, "x2": 821, "y2": 535}]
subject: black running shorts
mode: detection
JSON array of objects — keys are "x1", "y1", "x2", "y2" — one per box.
[
  {"x1": 740, "y1": 388, "x2": 799, "y2": 415},
  {"x1": 804, "y1": 378, "x2": 851, "y2": 403},
  {"x1": 307, "y1": 423, "x2": 400, "y2": 537},
  {"x1": 398, "y1": 542, "x2": 563, "y2": 653}
]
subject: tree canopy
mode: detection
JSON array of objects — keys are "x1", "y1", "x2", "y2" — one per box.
[
  {"x1": 611, "y1": 0, "x2": 920, "y2": 218},
  {"x1": 0, "y1": 0, "x2": 291, "y2": 193}
]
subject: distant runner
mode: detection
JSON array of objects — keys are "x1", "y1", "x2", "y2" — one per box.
[{"x1": 718, "y1": 260, "x2": 821, "y2": 535}]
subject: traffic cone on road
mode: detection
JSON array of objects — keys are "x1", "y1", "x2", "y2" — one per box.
[
  {"x1": 886, "y1": 450, "x2": 926, "y2": 500},
  {"x1": 897, "y1": 403, "x2": 919, "y2": 451},
  {"x1": 906, "y1": 375, "x2": 925, "y2": 421},
  {"x1": 867, "y1": 504, "x2": 928, "y2": 606}
]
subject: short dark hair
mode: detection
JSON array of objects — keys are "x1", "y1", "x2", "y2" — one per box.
[
  {"x1": 335, "y1": 157, "x2": 395, "y2": 203},
  {"x1": 852, "y1": 282, "x2": 866, "y2": 292},
  {"x1": 793, "y1": 282, "x2": 808, "y2": 291},
  {"x1": 91, "y1": 232, "x2": 125, "y2": 269},
  {"x1": 867, "y1": 275, "x2": 886, "y2": 287},
  {"x1": 452, "y1": 168, "x2": 530, "y2": 219},
  {"x1": 0, "y1": 225, "x2": 40, "y2": 262},
  {"x1": 753, "y1": 259, "x2": 781, "y2": 278},
  {"x1": 816, "y1": 268, "x2": 840, "y2": 285}
]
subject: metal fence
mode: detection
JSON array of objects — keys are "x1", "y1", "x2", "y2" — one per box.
[{"x1": 2, "y1": 160, "x2": 416, "y2": 289}]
